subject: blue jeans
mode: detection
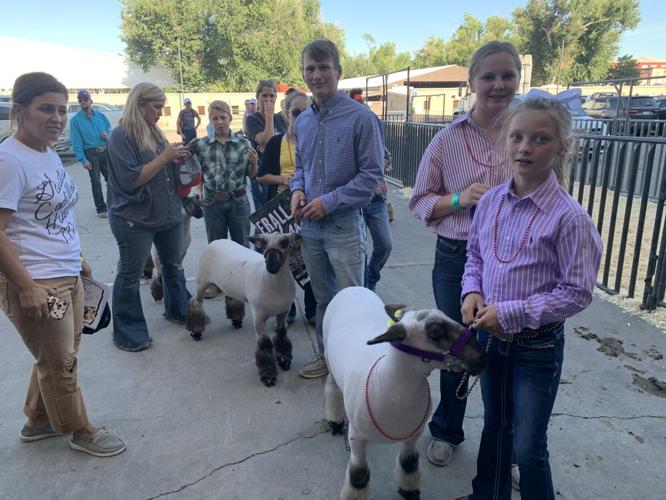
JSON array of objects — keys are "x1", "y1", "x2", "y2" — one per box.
[
  {"x1": 109, "y1": 214, "x2": 190, "y2": 350},
  {"x1": 430, "y1": 236, "x2": 468, "y2": 446},
  {"x1": 362, "y1": 197, "x2": 393, "y2": 290},
  {"x1": 203, "y1": 195, "x2": 251, "y2": 246},
  {"x1": 470, "y1": 327, "x2": 565, "y2": 500},
  {"x1": 250, "y1": 178, "x2": 267, "y2": 209},
  {"x1": 300, "y1": 210, "x2": 366, "y2": 356},
  {"x1": 84, "y1": 150, "x2": 109, "y2": 213}
]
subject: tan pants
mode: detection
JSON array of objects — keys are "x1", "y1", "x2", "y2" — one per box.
[{"x1": 0, "y1": 276, "x2": 89, "y2": 433}]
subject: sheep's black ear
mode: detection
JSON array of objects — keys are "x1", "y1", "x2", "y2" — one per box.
[
  {"x1": 290, "y1": 232, "x2": 301, "y2": 241},
  {"x1": 248, "y1": 234, "x2": 266, "y2": 249},
  {"x1": 385, "y1": 304, "x2": 408, "y2": 323},
  {"x1": 367, "y1": 324, "x2": 407, "y2": 345}
]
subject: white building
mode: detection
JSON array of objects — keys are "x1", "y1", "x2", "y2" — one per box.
[{"x1": 0, "y1": 36, "x2": 175, "y2": 91}]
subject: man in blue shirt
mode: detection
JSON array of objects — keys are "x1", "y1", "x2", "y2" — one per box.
[
  {"x1": 70, "y1": 90, "x2": 112, "y2": 217},
  {"x1": 290, "y1": 39, "x2": 384, "y2": 379}
]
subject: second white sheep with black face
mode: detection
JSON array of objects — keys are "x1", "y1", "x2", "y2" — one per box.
[
  {"x1": 323, "y1": 286, "x2": 485, "y2": 500},
  {"x1": 186, "y1": 232, "x2": 299, "y2": 386}
]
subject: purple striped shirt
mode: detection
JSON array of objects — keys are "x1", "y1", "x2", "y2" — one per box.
[
  {"x1": 409, "y1": 113, "x2": 512, "y2": 240},
  {"x1": 462, "y1": 172, "x2": 603, "y2": 334},
  {"x1": 290, "y1": 92, "x2": 384, "y2": 215}
]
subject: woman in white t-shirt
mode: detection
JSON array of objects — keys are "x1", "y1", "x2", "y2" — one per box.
[{"x1": 0, "y1": 72, "x2": 125, "y2": 457}]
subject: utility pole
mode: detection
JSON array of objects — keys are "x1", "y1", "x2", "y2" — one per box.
[{"x1": 176, "y1": 37, "x2": 184, "y2": 107}]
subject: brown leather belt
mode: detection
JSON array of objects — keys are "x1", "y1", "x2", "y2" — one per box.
[
  {"x1": 85, "y1": 146, "x2": 106, "y2": 154},
  {"x1": 211, "y1": 189, "x2": 246, "y2": 202},
  {"x1": 514, "y1": 322, "x2": 563, "y2": 339}
]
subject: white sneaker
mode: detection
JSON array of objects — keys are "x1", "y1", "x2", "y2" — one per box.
[
  {"x1": 511, "y1": 464, "x2": 520, "y2": 491},
  {"x1": 426, "y1": 439, "x2": 454, "y2": 466},
  {"x1": 298, "y1": 358, "x2": 328, "y2": 379}
]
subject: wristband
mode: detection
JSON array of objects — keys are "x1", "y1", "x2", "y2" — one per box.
[{"x1": 451, "y1": 192, "x2": 461, "y2": 209}]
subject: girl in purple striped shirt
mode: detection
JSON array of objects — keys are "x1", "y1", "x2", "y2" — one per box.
[
  {"x1": 409, "y1": 40, "x2": 521, "y2": 469},
  {"x1": 457, "y1": 98, "x2": 602, "y2": 499}
]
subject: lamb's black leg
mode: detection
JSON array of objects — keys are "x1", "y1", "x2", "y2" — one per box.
[
  {"x1": 273, "y1": 312, "x2": 292, "y2": 371},
  {"x1": 255, "y1": 334, "x2": 277, "y2": 386},
  {"x1": 225, "y1": 297, "x2": 245, "y2": 329}
]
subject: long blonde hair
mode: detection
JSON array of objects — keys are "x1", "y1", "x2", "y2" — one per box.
[
  {"x1": 120, "y1": 82, "x2": 168, "y2": 152},
  {"x1": 499, "y1": 97, "x2": 573, "y2": 188}
]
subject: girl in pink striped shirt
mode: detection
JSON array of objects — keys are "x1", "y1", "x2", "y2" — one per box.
[
  {"x1": 409, "y1": 41, "x2": 521, "y2": 468},
  {"x1": 458, "y1": 98, "x2": 602, "y2": 499}
]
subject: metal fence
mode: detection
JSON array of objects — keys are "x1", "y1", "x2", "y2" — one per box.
[{"x1": 383, "y1": 120, "x2": 666, "y2": 310}]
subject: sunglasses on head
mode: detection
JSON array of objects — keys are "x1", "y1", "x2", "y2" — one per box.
[{"x1": 291, "y1": 108, "x2": 304, "y2": 118}]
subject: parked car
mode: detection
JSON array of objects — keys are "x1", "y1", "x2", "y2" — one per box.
[
  {"x1": 655, "y1": 97, "x2": 666, "y2": 120},
  {"x1": 583, "y1": 95, "x2": 659, "y2": 119},
  {"x1": 0, "y1": 102, "x2": 12, "y2": 141}
]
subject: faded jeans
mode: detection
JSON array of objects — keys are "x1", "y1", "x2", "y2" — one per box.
[
  {"x1": 109, "y1": 214, "x2": 189, "y2": 350},
  {"x1": 203, "y1": 195, "x2": 251, "y2": 246},
  {"x1": 300, "y1": 209, "x2": 366, "y2": 356},
  {"x1": 0, "y1": 276, "x2": 89, "y2": 433},
  {"x1": 469, "y1": 326, "x2": 565, "y2": 500}
]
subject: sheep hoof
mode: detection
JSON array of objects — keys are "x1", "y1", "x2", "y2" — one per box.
[
  {"x1": 328, "y1": 420, "x2": 344, "y2": 435},
  {"x1": 276, "y1": 355, "x2": 292, "y2": 371},
  {"x1": 398, "y1": 488, "x2": 420, "y2": 500},
  {"x1": 150, "y1": 279, "x2": 164, "y2": 302},
  {"x1": 261, "y1": 374, "x2": 277, "y2": 387},
  {"x1": 232, "y1": 320, "x2": 243, "y2": 329},
  {"x1": 190, "y1": 332, "x2": 202, "y2": 341}
]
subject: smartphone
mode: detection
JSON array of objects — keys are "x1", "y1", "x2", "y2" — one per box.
[{"x1": 46, "y1": 295, "x2": 69, "y2": 320}]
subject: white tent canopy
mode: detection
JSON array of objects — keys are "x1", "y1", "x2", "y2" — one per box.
[{"x1": 0, "y1": 36, "x2": 175, "y2": 90}]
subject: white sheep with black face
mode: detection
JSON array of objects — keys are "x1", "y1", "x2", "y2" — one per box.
[
  {"x1": 186, "y1": 232, "x2": 299, "y2": 386},
  {"x1": 323, "y1": 286, "x2": 485, "y2": 500}
]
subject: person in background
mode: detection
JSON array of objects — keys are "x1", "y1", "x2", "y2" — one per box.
[
  {"x1": 106, "y1": 82, "x2": 191, "y2": 352},
  {"x1": 290, "y1": 39, "x2": 384, "y2": 379},
  {"x1": 194, "y1": 100, "x2": 257, "y2": 247},
  {"x1": 243, "y1": 97, "x2": 256, "y2": 132},
  {"x1": 70, "y1": 90, "x2": 111, "y2": 218},
  {"x1": 245, "y1": 80, "x2": 287, "y2": 208},
  {"x1": 257, "y1": 91, "x2": 317, "y2": 325},
  {"x1": 456, "y1": 96, "x2": 602, "y2": 500},
  {"x1": 349, "y1": 87, "x2": 364, "y2": 103},
  {"x1": 0, "y1": 72, "x2": 125, "y2": 457},
  {"x1": 176, "y1": 97, "x2": 200, "y2": 143},
  {"x1": 362, "y1": 149, "x2": 393, "y2": 291},
  {"x1": 409, "y1": 41, "x2": 522, "y2": 468}
]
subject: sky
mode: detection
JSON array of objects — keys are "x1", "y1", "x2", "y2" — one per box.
[{"x1": 1, "y1": 0, "x2": 664, "y2": 59}]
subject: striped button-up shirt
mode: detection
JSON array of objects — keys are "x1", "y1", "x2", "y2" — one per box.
[
  {"x1": 409, "y1": 113, "x2": 512, "y2": 240},
  {"x1": 195, "y1": 132, "x2": 251, "y2": 203},
  {"x1": 290, "y1": 91, "x2": 384, "y2": 215},
  {"x1": 462, "y1": 172, "x2": 603, "y2": 334}
]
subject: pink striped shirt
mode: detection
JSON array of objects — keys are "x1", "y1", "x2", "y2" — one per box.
[
  {"x1": 462, "y1": 172, "x2": 603, "y2": 334},
  {"x1": 409, "y1": 113, "x2": 512, "y2": 240}
]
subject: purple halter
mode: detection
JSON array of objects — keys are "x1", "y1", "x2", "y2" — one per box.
[{"x1": 390, "y1": 328, "x2": 474, "y2": 362}]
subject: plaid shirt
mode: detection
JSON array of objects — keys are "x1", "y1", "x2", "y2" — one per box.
[{"x1": 195, "y1": 132, "x2": 251, "y2": 203}]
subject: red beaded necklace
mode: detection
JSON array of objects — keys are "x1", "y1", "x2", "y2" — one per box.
[
  {"x1": 365, "y1": 355, "x2": 431, "y2": 441},
  {"x1": 493, "y1": 194, "x2": 540, "y2": 264},
  {"x1": 462, "y1": 121, "x2": 507, "y2": 169}
]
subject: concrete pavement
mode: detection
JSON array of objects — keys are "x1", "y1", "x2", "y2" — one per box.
[{"x1": 0, "y1": 161, "x2": 665, "y2": 500}]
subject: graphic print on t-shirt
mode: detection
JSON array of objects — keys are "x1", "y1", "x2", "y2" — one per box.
[{"x1": 33, "y1": 167, "x2": 79, "y2": 243}]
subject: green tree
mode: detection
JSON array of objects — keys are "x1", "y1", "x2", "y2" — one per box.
[
  {"x1": 608, "y1": 54, "x2": 640, "y2": 79},
  {"x1": 413, "y1": 37, "x2": 447, "y2": 68},
  {"x1": 512, "y1": 0, "x2": 640, "y2": 85},
  {"x1": 443, "y1": 14, "x2": 517, "y2": 66},
  {"x1": 120, "y1": 0, "x2": 344, "y2": 91},
  {"x1": 343, "y1": 34, "x2": 412, "y2": 77}
]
